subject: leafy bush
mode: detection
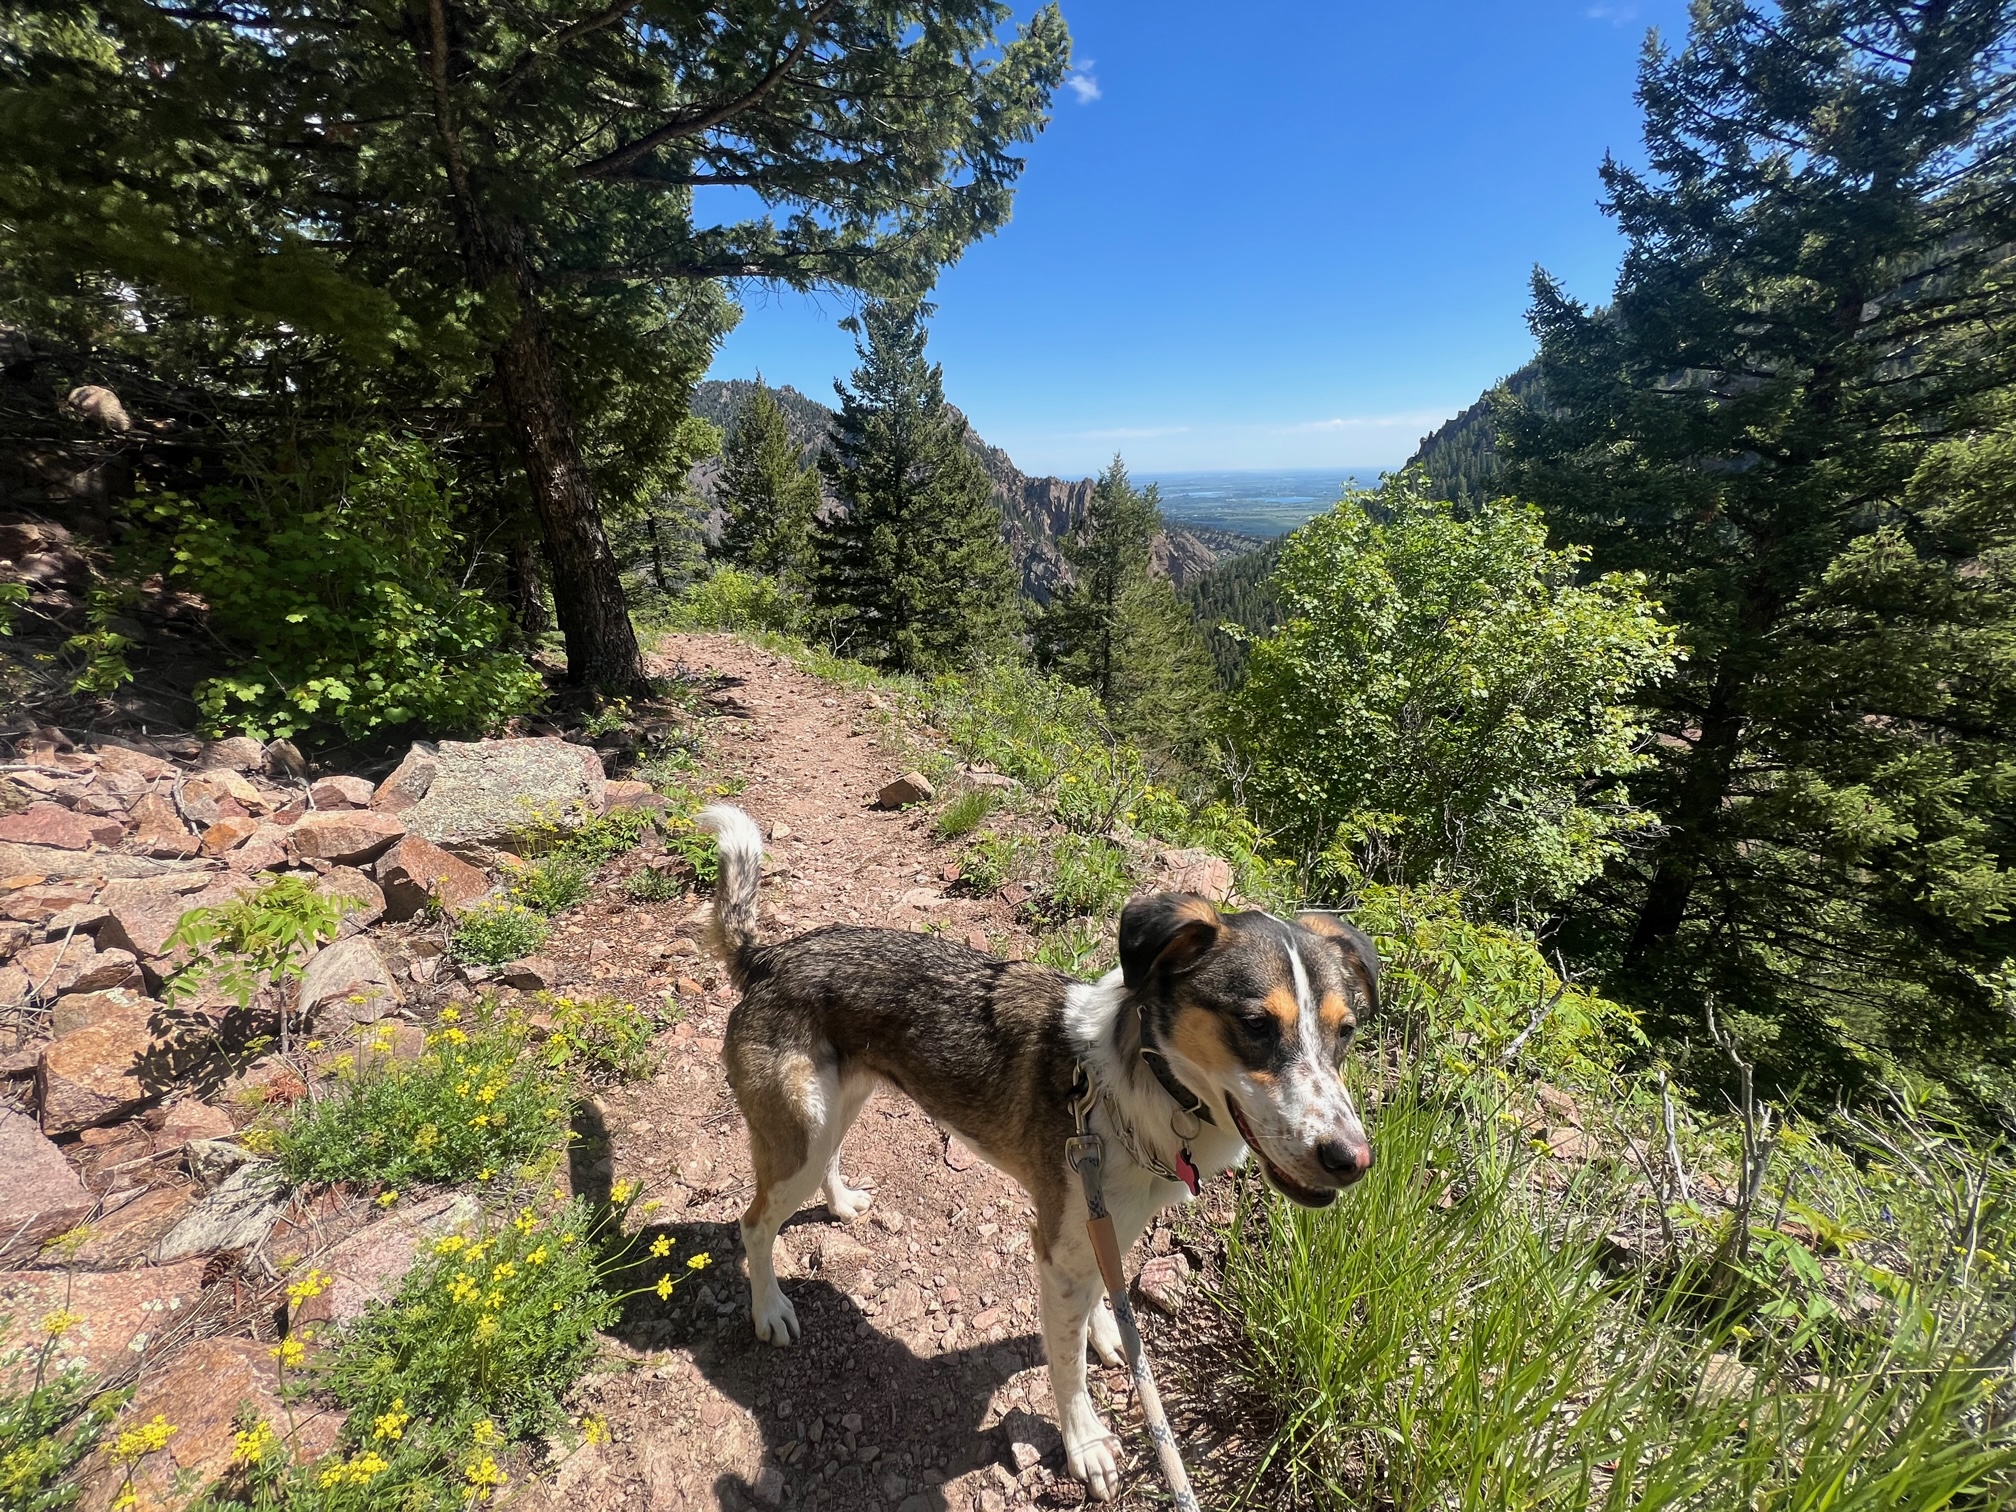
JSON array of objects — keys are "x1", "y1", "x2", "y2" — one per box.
[
  {"x1": 537, "y1": 994, "x2": 661, "y2": 1083},
  {"x1": 450, "y1": 904, "x2": 549, "y2": 965},
  {"x1": 166, "y1": 874, "x2": 353, "y2": 1055},
  {"x1": 278, "y1": 1002, "x2": 563, "y2": 1187},
  {"x1": 624, "y1": 867, "x2": 684, "y2": 903},
  {"x1": 1047, "y1": 834, "x2": 1132, "y2": 919},
  {"x1": 0, "y1": 1328, "x2": 124, "y2": 1512},
  {"x1": 503, "y1": 807, "x2": 655, "y2": 917},
  {"x1": 959, "y1": 830, "x2": 1037, "y2": 893},
  {"x1": 934, "y1": 788, "x2": 996, "y2": 839},
  {"x1": 659, "y1": 566, "x2": 806, "y2": 635},
  {"x1": 130, "y1": 436, "x2": 543, "y2": 741},
  {"x1": 1231, "y1": 476, "x2": 1677, "y2": 912}
]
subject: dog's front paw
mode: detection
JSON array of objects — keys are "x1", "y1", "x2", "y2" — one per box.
[
  {"x1": 1087, "y1": 1300, "x2": 1124, "y2": 1367},
  {"x1": 751, "y1": 1287, "x2": 800, "y2": 1346},
  {"x1": 1064, "y1": 1421, "x2": 1122, "y2": 1502}
]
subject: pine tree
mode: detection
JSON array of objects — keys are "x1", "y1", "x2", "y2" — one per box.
[
  {"x1": 1501, "y1": 0, "x2": 2016, "y2": 1113},
  {"x1": 812, "y1": 302, "x2": 1023, "y2": 672},
  {"x1": 1040, "y1": 456, "x2": 1220, "y2": 759},
  {"x1": 718, "y1": 384, "x2": 821, "y2": 589}
]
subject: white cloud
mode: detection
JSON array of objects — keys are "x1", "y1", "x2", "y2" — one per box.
[
  {"x1": 1064, "y1": 61, "x2": 1101, "y2": 103},
  {"x1": 1585, "y1": 4, "x2": 1638, "y2": 22},
  {"x1": 1280, "y1": 410, "x2": 1448, "y2": 434},
  {"x1": 1081, "y1": 425, "x2": 1189, "y2": 439}
]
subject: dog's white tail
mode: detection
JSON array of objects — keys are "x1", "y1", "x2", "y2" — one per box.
[{"x1": 696, "y1": 804, "x2": 765, "y2": 981}]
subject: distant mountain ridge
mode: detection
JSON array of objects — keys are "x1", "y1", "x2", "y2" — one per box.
[
  {"x1": 1407, "y1": 361, "x2": 1540, "y2": 504},
  {"x1": 689, "y1": 379, "x2": 1259, "y2": 601}
]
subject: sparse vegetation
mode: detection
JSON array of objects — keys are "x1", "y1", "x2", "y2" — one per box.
[
  {"x1": 449, "y1": 904, "x2": 550, "y2": 967},
  {"x1": 934, "y1": 788, "x2": 996, "y2": 839},
  {"x1": 0, "y1": 1329, "x2": 125, "y2": 1512},
  {"x1": 624, "y1": 867, "x2": 685, "y2": 904},
  {"x1": 536, "y1": 994, "x2": 662, "y2": 1084}
]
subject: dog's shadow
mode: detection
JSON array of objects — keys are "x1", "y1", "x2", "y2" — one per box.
[
  {"x1": 570, "y1": 1105, "x2": 1063, "y2": 1509},
  {"x1": 606, "y1": 1213, "x2": 1061, "y2": 1511}
]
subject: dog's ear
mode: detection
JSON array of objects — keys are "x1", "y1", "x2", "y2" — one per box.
[
  {"x1": 1294, "y1": 911, "x2": 1380, "y2": 1010},
  {"x1": 1120, "y1": 894, "x2": 1222, "y2": 991}
]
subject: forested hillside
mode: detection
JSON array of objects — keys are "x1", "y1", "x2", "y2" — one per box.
[{"x1": 1406, "y1": 362, "x2": 1541, "y2": 504}]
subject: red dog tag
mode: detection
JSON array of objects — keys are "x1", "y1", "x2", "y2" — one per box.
[{"x1": 1174, "y1": 1146, "x2": 1200, "y2": 1196}]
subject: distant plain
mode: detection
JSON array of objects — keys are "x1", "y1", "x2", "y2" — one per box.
[{"x1": 1141, "y1": 468, "x2": 1384, "y2": 537}]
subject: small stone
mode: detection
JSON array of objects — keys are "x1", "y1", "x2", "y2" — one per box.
[
  {"x1": 944, "y1": 1136, "x2": 977, "y2": 1172},
  {"x1": 310, "y1": 775, "x2": 376, "y2": 810},
  {"x1": 197, "y1": 815, "x2": 262, "y2": 856},
  {"x1": 602, "y1": 779, "x2": 666, "y2": 813},
  {"x1": 872, "y1": 1210, "x2": 906, "y2": 1234},
  {"x1": 753, "y1": 1466, "x2": 786, "y2": 1506},
  {"x1": 1159, "y1": 848, "x2": 1235, "y2": 903},
  {"x1": 1546, "y1": 1128, "x2": 1599, "y2": 1163},
  {"x1": 770, "y1": 821, "x2": 794, "y2": 840},
  {"x1": 876, "y1": 772, "x2": 935, "y2": 808},
  {"x1": 498, "y1": 956, "x2": 558, "y2": 991},
  {"x1": 314, "y1": 866, "x2": 386, "y2": 930},
  {"x1": 1535, "y1": 1083, "x2": 1582, "y2": 1127},
  {"x1": 184, "y1": 769, "x2": 268, "y2": 818},
  {"x1": 184, "y1": 1138, "x2": 252, "y2": 1190},
  {"x1": 0, "y1": 802, "x2": 100, "y2": 850},
  {"x1": 286, "y1": 809, "x2": 407, "y2": 866},
  {"x1": 1132, "y1": 1251, "x2": 1192, "y2": 1316},
  {"x1": 1010, "y1": 1442, "x2": 1042, "y2": 1473},
  {"x1": 197, "y1": 736, "x2": 268, "y2": 772},
  {"x1": 980, "y1": 1490, "x2": 1007, "y2": 1512},
  {"x1": 0, "y1": 1106, "x2": 93, "y2": 1258},
  {"x1": 675, "y1": 975, "x2": 704, "y2": 998},
  {"x1": 95, "y1": 744, "x2": 176, "y2": 781},
  {"x1": 1697, "y1": 1351, "x2": 1761, "y2": 1406},
  {"x1": 155, "y1": 1098, "x2": 234, "y2": 1145}
]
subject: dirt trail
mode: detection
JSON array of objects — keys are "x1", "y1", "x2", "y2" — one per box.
[{"x1": 523, "y1": 634, "x2": 1178, "y2": 1512}]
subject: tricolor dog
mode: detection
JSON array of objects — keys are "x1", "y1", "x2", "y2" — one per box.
[{"x1": 696, "y1": 806, "x2": 1376, "y2": 1499}]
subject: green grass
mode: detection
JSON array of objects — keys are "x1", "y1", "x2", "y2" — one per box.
[
  {"x1": 624, "y1": 866, "x2": 684, "y2": 903},
  {"x1": 450, "y1": 903, "x2": 549, "y2": 965},
  {"x1": 278, "y1": 1002, "x2": 565, "y2": 1189},
  {"x1": 1047, "y1": 833, "x2": 1132, "y2": 918},
  {"x1": 959, "y1": 830, "x2": 1037, "y2": 893},
  {"x1": 934, "y1": 787, "x2": 996, "y2": 839}
]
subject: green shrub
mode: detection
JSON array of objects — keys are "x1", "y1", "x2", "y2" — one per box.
[
  {"x1": 0, "y1": 1330, "x2": 125, "y2": 1512},
  {"x1": 504, "y1": 808, "x2": 655, "y2": 917},
  {"x1": 1047, "y1": 833, "x2": 1132, "y2": 918},
  {"x1": 661, "y1": 566, "x2": 805, "y2": 635},
  {"x1": 130, "y1": 436, "x2": 544, "y2": 741},
  {"x1": 624, "y1": 867, "x2": 684, "y2": 903},
  {"x1": 934, "y1": 788, "x2": 995, "y2": 839},
  {"x1": 537, "y1": 994, "x2": 661, "y2": 1084},
  {"x1": 450, "y1": 904, "x2": 549, "y2": 965},
  {"x1": 960, "y1": 830, "x2": 1036, "y2": 893},
  {"x1": 166, "y1": 874, "x2": 353, "y2": 1055},
  {"x1": 278, "y1": 1002, "x2": 563, "y2": 1187},
  {"x1": 506, "y1": 854, "x2": 592, "y2": 915}
]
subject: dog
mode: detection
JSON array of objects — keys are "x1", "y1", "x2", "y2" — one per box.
[{"x1": 696, "y1": 805, "x2": 1377, "y2": 1499}]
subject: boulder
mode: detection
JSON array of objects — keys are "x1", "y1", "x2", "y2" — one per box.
[
  {"x1": 297, "y1": 1192, "x2": 478, "y2": 1328},
  {"x1": 154, "y1": 1098, "x2": 234, "y2": 1146},
  {"x1": 96, "y1": 744, "x2": 177, "y2": 781},
  {"x1": 297, "y1": 935, "x2": 400, "y2": 1030},
  {"x1": 284, "y1": 809, "x2": 406, "y2": 866},
  {"x1": 0, "y1": 802, "x2": 103, "y2": 850},
  {"x1": 128, "y1": 793, "x2": 197, "y2": 857},
  {"x1": 52, "y1": 986, "x2": 154, "y2": 1035},
  {"x1": 370, "y1": 742, "x2": 438, "y2": 814},
  {"x1": 0, "y1": 1260, "x2": 209, "y2": 1382},
  {"x1": 373, "y1": 833, "x2": 491, "y2": 921},
  {"x1": 153, "y1": 1161, "x2": 289, "y2": 1262},
  {"x1": 38, "y1": 1009, "x2": 159, "y2": 1134},
  {"x1": 401, "y1": 737, "x2": 607, "y2": 850},
  {"x1": 95, "y1": 878, "x2": 201, "y2": 959},
  {"x1": 184, "y1": 1138, "x2": 253, "y2": 1191},
  {"x1": 198, "y1": 815, "x2": 261, "y2": 855},
  {"x1": 181, "y1": 769, "x2": 268, "y2": 821},
  {"x1": 0, "y1": 1106, "x2": 94, "y2": 1259},
  {"x1": 52, "y1": 1186, "x2": 197, "y2": 1269},
  {"x1": 2, "y1": 881, "x2": 94, "y2": 923},
  {"x1": 308, "y1": 775, "x2": 375, "y2": 810},
  {"x1": 1159, "y1": 848, "x2": 1235, "y2": 903},
  {"x1": 313, "y1": 866, "x2": 385, "y2": 930},
  {"x1": 497, "y1": 956, "x2": 558, "y2": 991},
  {"x1": 70, "y1": 1337, "x2": 345, "y2": 1512},
  {"x1": 195, "y1": 736, "x2": 267, "y2": 773},
  {"x1": 876, "y1": 772, "x2": 936, "y2": 808},
  {"x1": 0, "y1": 963, "x2": 27, "y2": 1009},
  {"x1": 0, "y1": 841, "x2": 195, "y2": 881},
  {"x1": 15, "y1": 938, "x2": 142, "y2": 998},
  {"x1": 45, "y1": 900, "x2": 114, "y2": 937}
]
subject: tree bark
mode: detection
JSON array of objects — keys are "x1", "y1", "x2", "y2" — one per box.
[
  {"x1": 1624, "y1": 683, "x2": 1745, "y2": 967},
  {"x1": 508, "y1": 535, "x2": 549, "y2": 642}
]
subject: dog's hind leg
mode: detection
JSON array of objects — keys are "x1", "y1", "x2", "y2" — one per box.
[
  {"x1": 738, "y1": 1052, "x2": 836, "y2": 1346},
  {"x1": 820, "y1": 1067, "x2": 876, "y2": 1221}
]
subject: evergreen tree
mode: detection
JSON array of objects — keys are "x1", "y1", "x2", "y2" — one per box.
[
  {"x1": 812, "y1": 302, "x2": 1023, "y2": 672},
  {"x1": 1040, "y1": 456, "x2": 1220, "y2": 758},
  {"x1": 718, "y1": 383, "x2": 821, "y2": 588},
  {"x1": 1501, "y1": 0, "x2": 2016, "y2": 1113}
]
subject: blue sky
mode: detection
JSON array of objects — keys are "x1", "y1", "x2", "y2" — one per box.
[{"x1": 702, "y1": 1, "x2": 1693, "y2": 477}]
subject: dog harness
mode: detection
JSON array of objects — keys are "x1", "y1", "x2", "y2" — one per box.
[{"x1": 1070, "y1": 1062, "x2": 1203, "y2": 1197}]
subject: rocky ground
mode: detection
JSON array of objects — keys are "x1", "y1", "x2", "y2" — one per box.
[{"x1": 0, "y1": 632, "x2": 1275, "y2": 1512}]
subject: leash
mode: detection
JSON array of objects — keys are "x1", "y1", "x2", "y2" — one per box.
[{"x1": 1067, "y1": 1071, "x2": 1203, "y2": 1512}]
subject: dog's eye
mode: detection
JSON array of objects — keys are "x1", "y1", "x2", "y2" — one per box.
[{"x1": 1236, "y1": 1004, "x2": 1281, "y2": 1037}]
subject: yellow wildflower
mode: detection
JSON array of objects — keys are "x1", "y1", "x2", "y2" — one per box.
[
  {"x1": 270, "y1": 1337, "x2": 306, "y2": 1369},
  {"x1": 478, "y1": 1168, "x2": 495, "y2": 1182},
  {"x1": 559, "y1": 1231, "x2": 577, "y2": 1247},
  {"x1": 456, "y1": 1080, "x2": 472, "y2": 1097},
  {"x1": 377, "y1": 1189, "x2": 399, "y2": 1208},
  {"x1": 610, "y1": 1178, "x2": 635, "y2": 1203},
  {"x1": 581, "y1": 1415, "x2": 609, "y2": 1446},
  {"x1": 490, "y1": 1262, "x2": 517, "y2": 1282},
  {"x1": 440, "y1": 1005, "x2": 461, "y2": 1023},
  {"x1": 305, "y1": 1039, "x2": 324, "y2": 1051},
  {"x1": 443, "y1": 1026, "x2": 469, "y2": 1045},
  {"x1": 373, "y1": 1398, "x2": 410, "y2": 1441},
  {"x1": 655, "y1": 1274, "x2": 673, "y2": 1301},
  {"x1": 286, "y1": 1268, "x2": 331, "y2": 1305},
  {"x1": 514, "y1": 1208, "x2": 538, "y2": 1235},
  {"x1": 112, "y1": 1415, "x2": 178, "y2": 1461},
  {"x1": 415, "y1": 1123, "x2": 441, "y2": 1152},
  {"x1": 448, "y1": 1274, "x2": 480, "y2": 1306},
  {"x1": 649, "y1": 1236, "x2": 671, "y2": 1258},
  {"x1": 471, "y1": 1419, "x2": 500, "y2": 1447},
  {"x1": 40, "y1": 1308, "x2": 83, "y2": 1337},
  {"x1": 476, "y1": 1082, "x2": 502, "y2": 1104},
  {"x1": 469, "y1": 1113, "x2": 491, "y2": 1128},
  {"x1": 526, "y1": 1246, "x2": 549, "y2": 1267},
  {"x1": 436, "y1": 1234, "x2": 467, "y2": 1257},
  {"x1": 475, "y1": 1314, "x2": 499, "y2": 1342},
  {"x1": 686, "y1": 1252, "x2": 712, "y2": 1271},
  {"x1": 464, "y1": 1452, "x2": 507, "y2": 1502},
  {"x1": 485, "y1": 1290, "x2": 506, "y2": 1310},
  {"x1": 231, "y1": 1420, "x2": 277, "y2": 1466}
]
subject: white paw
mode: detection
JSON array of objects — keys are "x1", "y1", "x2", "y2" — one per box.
[
  {"x1": 1087, "y1": 1300, "x2": 1124, "y2": 1367},
  {"x1": 751, "y1": 1287, "x2": 800, "y2": 1346},
  {"x1": 824, "y1": 1181, "x2": 872, "y2": 1221},
  {"x1": 1064, "y1": 1424, "x2": 1122, "y2": 1501}
]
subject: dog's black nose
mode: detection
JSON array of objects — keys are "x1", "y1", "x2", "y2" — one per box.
[{"x1": 1317, "y1": 1138, "x2": 1373, "y2": 1179}]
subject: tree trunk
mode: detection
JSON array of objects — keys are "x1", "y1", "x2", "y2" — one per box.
[
  {"x1": 646, "y1": 514, "x2": 669, "y2": 592},
  {"x1": 508, "y1": 536, "x2": 549, "y2": 642},
  {"x1": 489, "y1": 297, "x2": 651, "y2": 696},
  {"x1": 1624, "y1": 686, "x2": 1745, "y2": 967}
]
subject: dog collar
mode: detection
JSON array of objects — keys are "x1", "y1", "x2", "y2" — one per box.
[
  {"x1": 1071, "y1": 1063, "x2": 1202, "y2": 1197},
  {"x1": 1137, "y1": 1011, "x2": 1218, "y2": 1129}
]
